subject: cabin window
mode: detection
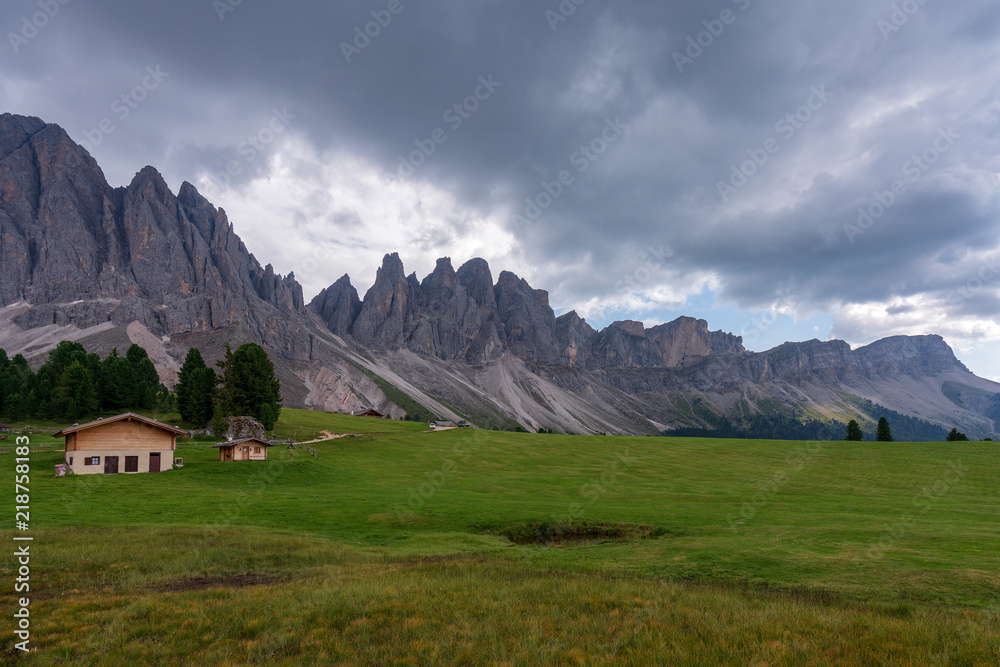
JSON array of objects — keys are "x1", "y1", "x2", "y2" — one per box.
[
  {"x1": 69, "y1": 457, "x2": 73, "y2": 465},
  {"x1": 86, "y1": 457, "x2": 100, "y2": 465},
  {"x1": 125, "y1": 456, "x2": 139, "y2": 473},
  {"x1": 254, "y1": 447, "x2": 261, "y2": 453}
]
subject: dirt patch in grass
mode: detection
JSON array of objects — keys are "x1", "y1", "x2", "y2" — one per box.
[
  {"x1": 153, "y1": 573, "x2": 286, "y2": 593},
  {"x1": 475, "y1": 521, "x2": 671, "y2": 547},
  {"x1": 367, "y1": 511, "x2": 429, "y2": 525}
]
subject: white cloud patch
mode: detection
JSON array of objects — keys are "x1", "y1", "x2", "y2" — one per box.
[{"x1": 195, "y1": 136, "x2": 523, "y2": 299}]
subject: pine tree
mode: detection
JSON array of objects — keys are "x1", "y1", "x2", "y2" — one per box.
[
  {"x1": 258, "y1": 403, "x2": 277, "y2": 432},
  {"x1": 845, "y1": 419, "x2": 864, "y2": 441},
  {"x1": 876, "y1": 417, "x2": 894, "y2": 442},
  {"x1": 1, "y1": 363, "x2": 20, "y2": 418},
  {"x1": 99, "y1": 349, "x2": 136, "y2": 410},
  {"x1": 37, "y1": 341, "x2": 90, "y2": 414},
  {"x1": 177, "y1": 348, "x2": 216, "y2": 427},
  {"x1": 4, "y1": 393, "x2": 23, "y2": 421},
  {"x1": 52, "y1": 361, "x2": 98, "y2": 420},
  {"x1": 946, "y1": 428, "x2": 969, "y2": 442},
  {"x1": 126, "y1": 345, "x2": 159, "y2": 410},
  {"x1": 216, "y1": 343, "x2": 282, "y2": 430}
]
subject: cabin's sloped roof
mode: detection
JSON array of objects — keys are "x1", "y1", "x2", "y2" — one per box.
[
  {"x1": 212, "y1": 437, "x2": 274, "y2": 449},
  {"x1": 54, "y1": 412, "x2": 189, "y2": 438}
]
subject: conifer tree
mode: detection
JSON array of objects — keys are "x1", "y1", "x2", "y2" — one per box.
[
  {"x1": 876, "y1": 417, "x2": 894, "y2": 442},
  {"x1": 215, "y1": 343, "x2": 282, "y2": 430},
  {"x1": 52, "y1": 360, "x2": 98, "y2": 420},
  {"x1": 126, "y1": 344, "x2": 159, "y2": 410},
  {"x1": 99, "y1": 349, "x2": 136, "y2": 410},
  {"x1": 845, "y1": 419, "x2": 864, "y2": 441},
  {"x1": 176, "y1": 348, "x2": 216, "y2": 427}
]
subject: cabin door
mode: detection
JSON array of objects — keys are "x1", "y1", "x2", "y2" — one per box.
[
  {"x1": 104, "y1": 456, "x2": 119, "y2": 474},
  {"x1": 149, "y1": 453, "x2": 161, "y2": 473}
]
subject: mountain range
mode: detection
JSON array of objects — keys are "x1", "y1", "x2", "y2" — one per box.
[{"x1": 2, "y1": 112, "x2": 998, "y2": 437}]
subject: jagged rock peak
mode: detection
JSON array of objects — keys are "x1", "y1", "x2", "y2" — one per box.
[
  {"x1": 421, "y1": 257, "x2": 459, "y2": 291},
  {"x1": 381, "y1": 252, "x2": 406, "y2": 277},
  {"x1": 177, "y1": 180, "x2": 210, "y2": 207},
  {"x1": 0, "y1": 113, "x2": 47, "y2": 158},
  {"x1": 0, "y1": 112, "x2": 305, "y2": 335},
  {"x1": 351, "y1": 253, "x2": 417, "y2": 348},
  {"x1": 310, "y1": 274, "x2": 361, "y2": 336},
  {"x1": 457, "y1": 258, "x2": 497, "y2": 313},
  {"x1": 493, "y1": 269, "x2": 560, "y2": 365}
]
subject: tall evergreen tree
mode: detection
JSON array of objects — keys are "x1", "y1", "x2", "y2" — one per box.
[
  {"x1": 845, "y1": 420, "x2": 864, "y2": 441},
  {"x1": 126, "y1": 344, "x2": 159, "y2": 410},
  {"x1": 216, "y1": 343, "x2": 282, "y2": 430},
  {"x1": 176, "y1": 348, "x2": 216, "y2": 427},
  {"x1": 99, "y1": 349, "x2": 136, "y2": 410},
  {"x1": 4, "y1": 393, "x2": 24, "y2": 421},
  {"x1": 10, "y1": 354, "x2": 29, "y2": 371},
  {"x1": 52, "y1": 360, "x2": 98, "y2": 420},
  {"x1": 876, "y1": 417, "x2": 894, "y2": 442}
]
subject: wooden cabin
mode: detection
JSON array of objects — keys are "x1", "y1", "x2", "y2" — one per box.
[
  {"x1": 357, "y1": 408, "x2": 384, "y2": 418},
  {"x1": 54, "y1": 413, "x2": 188, "y2": 475},
  {"x1": 213, "y1": 437, "x2": 273, "y2": 462}
]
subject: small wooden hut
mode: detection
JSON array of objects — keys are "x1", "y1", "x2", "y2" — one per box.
[{"x1": 213, "y1": 437, "x2": 273, "y2": 462}]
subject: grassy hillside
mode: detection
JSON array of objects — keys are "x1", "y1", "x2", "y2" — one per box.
[{"x1": 3, "y1": 408, "x2": 999, "y2": 663}]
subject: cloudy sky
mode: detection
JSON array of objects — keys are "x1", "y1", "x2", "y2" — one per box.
[{"x1": 3, "y1": 0, "x2": 999, "y2": 378}]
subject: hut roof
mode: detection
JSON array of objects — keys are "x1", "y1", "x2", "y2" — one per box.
[
  {"x1": 54, "y1": 412, "x2": 189, "y2": 438},
  {"x1": 212, "y1": 437, "x2": 274, "y2": 449}
]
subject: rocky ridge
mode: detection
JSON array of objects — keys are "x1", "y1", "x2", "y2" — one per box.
[{"x1": 2, "y1": 112, "x2": 998, "y2": 437}]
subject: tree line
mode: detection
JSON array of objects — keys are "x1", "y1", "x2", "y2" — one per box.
[
  {"x1": 661, "y1": 409, "x2": 990, "y2": 443},
  {"x1": 0, "y1": 341, "x2": 171, "y2": 422},
  {"x1": 0, "y1": 341, "x2": 282, "y2": 431},
  {"x1": 661, "y1": 411, "x2": 847, "y2": 441}
]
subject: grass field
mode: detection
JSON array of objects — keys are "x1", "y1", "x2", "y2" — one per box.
[{"x1": 2, "y1": 408, "x2": 999, "y2": 664}]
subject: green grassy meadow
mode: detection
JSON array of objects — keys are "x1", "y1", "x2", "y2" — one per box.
[{"x1": 2, "y1": 408, "x2": 999, "y2": 664}]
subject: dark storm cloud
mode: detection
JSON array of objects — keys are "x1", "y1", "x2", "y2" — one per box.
[{"x1": 1, "y1": 0, "x2": 998, "y2": 332}]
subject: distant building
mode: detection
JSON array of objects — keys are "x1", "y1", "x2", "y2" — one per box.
[
  {"x1": 213, "y1": 437, "x2": 273, "y2": 462},
  {"x1": 434, "y1": 420, "x2": 455, "y2": 428},
  {"x1": 357, "y1": 408, "x2": 385, "y2": 418},
  {"x1": 54, "y1": 412, "x2": 187, "y2": 475}
]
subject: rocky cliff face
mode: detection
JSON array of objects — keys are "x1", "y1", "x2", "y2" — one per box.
[
  {"x1": 3, "y1": 113, "x2": 996, "y2": 437},
  {"x1": 309, "y1": 274, "x2": 361, "y2": 336},
  {"x1": 0, "y1": 114, "x2": 304, "y2": 348},
  {"x1": 346, "y1": 254, "x2": 505, "y2": 363},
  {"x1": 584, "y1": 317, "x2": 746, "y2": 370},
  {"x1": 555, "y1": 311, "x2": 596, "y2": 368}
]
